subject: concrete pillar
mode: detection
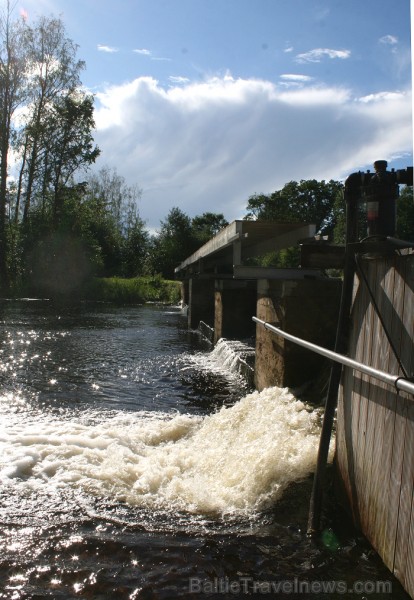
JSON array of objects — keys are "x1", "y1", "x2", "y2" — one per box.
[
  {"x1": 214, "y1": 280, "x2": 257, "y2": 344},
  {"x1": 255, "y1": 278, "x2": 341, "y2": 391},
  {"x1": 188, "y1": 278, "x2": 215, "y2": 330},
  {"x1": 181, "y1": 281, "x2": 189, "y2": 306}
]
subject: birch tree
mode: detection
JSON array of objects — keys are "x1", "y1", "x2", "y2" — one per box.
[
  {"x1": 0, "y1": 3, "x2": 27, "y2": 286},
  {"x1": 17, "y1": 15, "x2": 85, "y2": 222}
]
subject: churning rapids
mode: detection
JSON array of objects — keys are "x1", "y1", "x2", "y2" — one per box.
[{"x1": 0, "y1": 302, "x2": 407, "y2": 599}]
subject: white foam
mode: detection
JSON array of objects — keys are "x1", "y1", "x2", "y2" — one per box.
[
  {"x1": 0, "y1": 387, "x2": 327, "y2": 515},
  {"x1": 184, "y1": 337, "x2": 254, "y2": 381}
]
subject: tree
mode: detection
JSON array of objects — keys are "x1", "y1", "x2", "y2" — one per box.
[
  {"x1": 149, "y1": 207, "x2": 198, "y2": 278},
  {"x1": 16, "y1": 15, "x2": 86, "y2": 222},
  {"x1": 43, "y1": 92, "x2": 100, "y2": 225},
  {"x1": 121, "y1": 214, "x2": 149, "y2": 277},
  {"x1": 147, "y1": 210, "x2": 230, "y2": 278},
  {"x1": 0, "y1": 4, "x2": 27, "y2": 287},
  {"x1": 243, "y1": 179, "x2": 344, "y2": 268},
  {"x1": 245, "y1": 179, "x2": 344, "y2": 237},
  {"x1": 0, "y1": 11, "x2": 103, "y2": 290},
  {"x1": 191, "y1": 212, "x2": 228, "y2": 245},
  {"x1": 80, "y1": 167, "x2": 147, "y2": 277},
  {"x1": 397, "y1": 186, "x2": 414, "y2": 241}
]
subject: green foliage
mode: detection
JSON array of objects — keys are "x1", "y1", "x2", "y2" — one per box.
[
  {"x1": 263, "y1": 247, "x2": 301, "y2": 268},
  {"x1": 245, "y1": 179, "x2": 344, "y2": 237},
  {"x1": 0, "y1": 12, "x2": 102, "y2": 291},
  {"x1": 82, "y1": 276, "x2": 181, "y2": 305},
  {"x1": 397, "y1": 186, "x2": 414, "y2": 241},
  {"x1": 81, "y1": 167, "x2": 148, "y2": 278},
  {"x1": 25, "y1": 231, "x2": 94, "y2": 296},
  {"x1": 244, "y1": 179, "x2": 344, "y2": 268},
  {"x1": 148, "y1": 207, "x2": 198, "y2": 278},
  {"x1": 191, "y1": 212, "x2": 228, "y2": 245},
  {"x1": 9, "y1": 164, "x2": 149, "y2": 292},
  {"x1": 148, "y1": 208, "x2": 229, "y2": 278}
]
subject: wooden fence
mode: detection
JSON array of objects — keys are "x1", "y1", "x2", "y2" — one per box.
[{"x1": 335, "y1": 250, "x2": 414, "y2": 596}]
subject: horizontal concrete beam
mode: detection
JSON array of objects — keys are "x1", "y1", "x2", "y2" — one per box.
[
  {"x1": 175, "y1": 220, "x2": 317, "y2": 276},
  {"x1": 233, "y1": 266, "x2": 324, "y2": 280},
  {"x1": 175, "y1": 221, "x2": 242, "y2": 273}
]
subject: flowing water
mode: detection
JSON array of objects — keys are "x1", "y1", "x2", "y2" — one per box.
[{"x1": 0, "y1": 301, "x2": 408, "y2": 599}]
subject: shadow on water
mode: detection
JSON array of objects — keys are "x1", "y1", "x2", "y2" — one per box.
[{"x1": 1, "y1": 476, "x2": 406, "y2": 599}]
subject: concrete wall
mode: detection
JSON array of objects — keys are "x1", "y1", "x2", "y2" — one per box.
[
  {"x1": 213, "y1": 280, "x2": 257, "y2": 344},
  {"x1": 187, "y1": 278, "x2": 215, "y2": 330},
  {"x1": 255, "y1": 278, "x2": 341, "y2": 391},
  {"x1": 185, "y1": 275, "x2": 341, "y2": 394}
]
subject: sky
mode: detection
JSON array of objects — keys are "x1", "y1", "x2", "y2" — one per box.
[{"x1": 12, "y1": 0, "x2": 414, "y2": 230}]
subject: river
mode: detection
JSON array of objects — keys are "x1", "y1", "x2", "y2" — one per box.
[{"x1": 0, "y1": 301, "x2": 408, "y2": 599}]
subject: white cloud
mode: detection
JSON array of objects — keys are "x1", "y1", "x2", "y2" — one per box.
[
  {"x1": 295, "y1": 48, "x2": 351, "y2": 63},
  {"x1": 97, "y1": 44, "x2": 119, "y2": 53},
  {"x1": 132, "y1": 48, "x2": 171, "y2": 61},
  {"x1": 279, "y1": 74, "x2": 314, "y2": 89},
  {"x1": 134, "y1": 48, "x2": 152, "y2": 56},
  {"x1": 379, "y1": 34, "x2": 398, "y2": 45},
  {"x1": 169, "y1": 76, "x2": 191, "y2": 85},
  {"x1": 280, "y1": 74, "x2": 312, "y2": 82},
  {"x1": 93, "y1": 75, "x2": 412, "y2": 230},
  {"x1": 358, "y1": 91, "x2": 403, "y2": 103},
  {"x1": 279, "y1": 74, "x2": 313, "y2": 88}
]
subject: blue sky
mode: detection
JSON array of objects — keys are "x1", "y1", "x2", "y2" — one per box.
[{"x1": 15, "y1": 0, "x2": 413, "y2": 229}]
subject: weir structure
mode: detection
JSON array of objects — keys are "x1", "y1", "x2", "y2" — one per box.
[
  {"x1": 175, "y1": 160, "x2": 414, "y2": 598},
  {"x1": 176, "y1": 219, "x2": 342, "y2": 390}
]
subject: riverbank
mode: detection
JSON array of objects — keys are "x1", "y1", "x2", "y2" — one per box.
[
  {"x1": 6, "y1": 275, "x2": 182, "y2": 305},
  {"x1": 81, "y1": 275, "x2": 181, "y2": 304}
]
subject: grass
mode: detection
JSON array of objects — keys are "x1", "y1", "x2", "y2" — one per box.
[{"x1": 81, "y1": 275, "x2": 182, "y2": 305}]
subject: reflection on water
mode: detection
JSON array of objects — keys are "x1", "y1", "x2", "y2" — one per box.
[{"x1": 0, "y1": 301, "x2": 408, "y2": 599}]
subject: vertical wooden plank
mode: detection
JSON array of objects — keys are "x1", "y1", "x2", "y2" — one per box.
[
  {"x1": 335, "y1": 275, "x2": 360, "y2": 512},
  {"x1": 354, "y1": 258, "x2": 377, "y2": 531},
  {"x1": 345, "y1": 273, "x2": 367, "y2": 522},
  {"x1": 374, "y1": 257, "x2": 402, "y2": 564},
  {"x1": 335, "y1": 369, "x2": 351, "y2": 503},
  {"x1": 401, "y1": 256, "x2": 414, "y2": 596},
  {"x1": 393, "y1": 254, "x2": 414, "y2": 591},
  {"x1": 334, "y1": 252, "x2": 414, "y2": 595},
  {"x1": 384, "y1": 256, "x2": 409, "y2": 573},
  {"x1": 358, "y1": 258, "x2": 380, "y2": 536},
  {"x1": 386, "y1": 398, "x2": 408, "y2": 570},
  {"x1": 364, "y1": 257, "x2": 395, "y2": 549},
  {"x1": 393, "y1": 405, "x2": 414, "y2": 581}
]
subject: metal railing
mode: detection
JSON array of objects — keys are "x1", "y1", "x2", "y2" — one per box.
[{"x1": 253, "y1": 317, "x2": 414, "y2": 396}]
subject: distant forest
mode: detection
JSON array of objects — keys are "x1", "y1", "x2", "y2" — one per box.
[{"x1": 1, "y1": 9, "x2": 412, "y2": 296}]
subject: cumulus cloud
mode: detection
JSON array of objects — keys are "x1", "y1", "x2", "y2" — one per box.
[
  {"x1": 93, "y1": 75, "x2": 412, "y2": 230},
  {"x1": 97, "y1": 44, "x2": 119, "y2": 53},
  {"x1": 295, "y1": 48, "x2": 351, "y2": 63}
]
